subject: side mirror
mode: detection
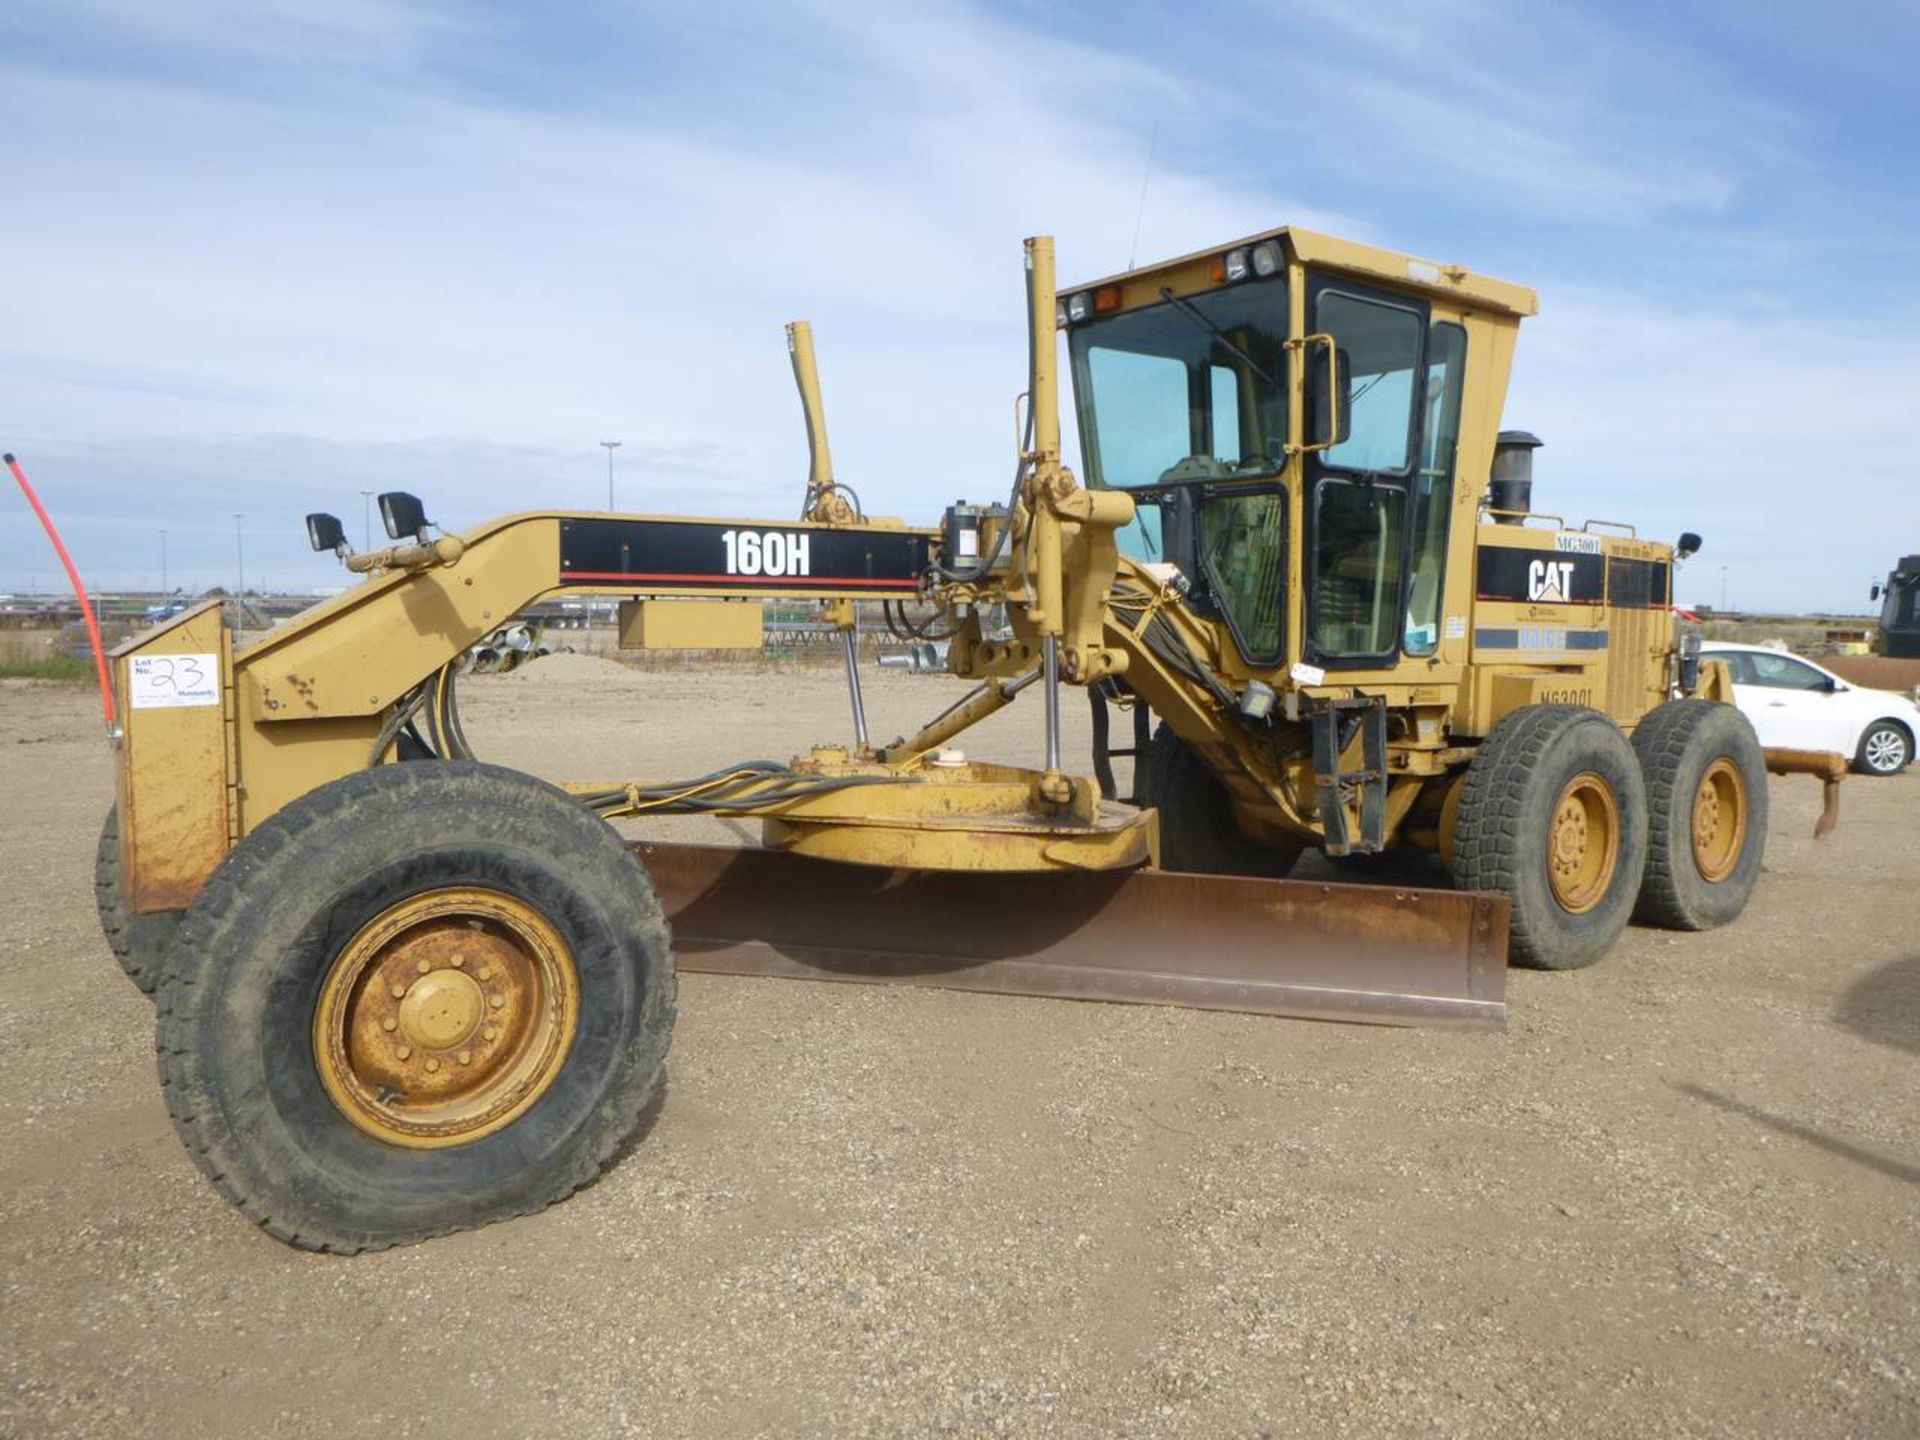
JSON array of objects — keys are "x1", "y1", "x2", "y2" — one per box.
[
  {"x1": 1871, "y1": 583, "x2": 1882, "y2": 601},
  {"x1": 1676, "y1": 531, "x2": 1702, "y2": 560},
  {"x1": 378, "y1": 491, "x2": 429, "y2": 540},
  {"x1": 305, "y1": 512, "x2": 347, "y2": 553},
  {"x1": 1308, "y1": 339, "x2": 1352, "y2": 449}
]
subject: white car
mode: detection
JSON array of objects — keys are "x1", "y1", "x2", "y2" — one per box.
[{"x1": 1700, "y1": 643, "x2": 1920, "y2": 776}]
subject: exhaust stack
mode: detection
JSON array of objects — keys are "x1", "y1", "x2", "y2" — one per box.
[{"x1": 1490, "y1": 430, "x2": 1542, "y2": 523}]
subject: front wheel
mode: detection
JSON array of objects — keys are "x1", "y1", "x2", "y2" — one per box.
[
  {"x1": 95, "y1": 806, "x2": 181, "y2": 997},
  {"x1": 1142, "y1": 724, "x2": 1301, "y2": 878},
  {"x1": 1452, "y1": 705, "x2": 1648, "y2": 971},
  {"x1": 156, "y1": 761, "x2": 676, "y2": 1252},
  {"x1": 1855, "y1": 720, "x2": 1914, "y2": 776}
]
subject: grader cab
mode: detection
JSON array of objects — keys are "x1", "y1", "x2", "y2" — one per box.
[
  {"x1": 1049, "y1": 229, "x2": 1753, "y2": 966},
  {"x1": 95, "y1": 227, "x2": 1811, "y2": 1252}
]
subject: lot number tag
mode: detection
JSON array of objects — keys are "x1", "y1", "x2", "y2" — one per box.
[{"x1": 128, "y1": 653, "x2": 220, "y2": 709}]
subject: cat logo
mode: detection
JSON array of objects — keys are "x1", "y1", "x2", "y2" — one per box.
[{"x1": 1527, "y1": 558, "x2": 1576, "y2": 602}]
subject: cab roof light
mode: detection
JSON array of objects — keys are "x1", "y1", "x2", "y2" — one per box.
[
  {"x1": 1093, "y1": 284, "x2": 1123, "y2": 313},
  {"x1": 1055, "y1": 300, "x2": 1069, "y2": 329},
  {"x1": 1250, "y1": 240, "x2": 1282, "y2": 278},
  {"x1": 1223, "y1": 248, "x2": 1251, "y2": 282},
  {"x1": 1065, "y1": 291, "x2": 1094, "y2": 324}
]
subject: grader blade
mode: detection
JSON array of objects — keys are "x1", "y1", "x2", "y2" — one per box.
[{"x1": 637, "y1": 843, "x2": 1509, "y2": 1029}]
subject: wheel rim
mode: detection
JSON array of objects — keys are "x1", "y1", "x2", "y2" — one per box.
[
  {"x1": 1864, "y1": 728, "x2": 1905, "y2": 772},
  {"x1": 1547, "y1": 772, "x2": 1619, "y2": 915},
  {"x1": 314, "y1": 888, "x2": 578, "y2": 1149},
  {"x1": 1690, "y1": 757, "x2": 1747, "y2": 883}
]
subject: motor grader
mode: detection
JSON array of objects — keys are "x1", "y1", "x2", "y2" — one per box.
[{"x1": 90, "y1": 226, "x2": 1828, "y2": 1252}]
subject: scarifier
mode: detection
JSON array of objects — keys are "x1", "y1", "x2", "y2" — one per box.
[{"x1": 94, "y1": 227, "x2": 1837, "y2": 1251}]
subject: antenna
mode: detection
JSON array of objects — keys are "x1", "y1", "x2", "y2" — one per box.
[{"x1": 1126, "y1": 119, "x2": 1160, "y2": 270}]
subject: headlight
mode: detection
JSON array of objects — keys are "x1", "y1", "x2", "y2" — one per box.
[
  {"x1": 1223, "y1": 248, "x2": 1250, "y2": 282},
  {"x1": 1065, "y1": 291, "x2": 1093, "y2": 323},
  {"x1": 1250, "y1": 240, "x2": 1282, "y2": 277}
]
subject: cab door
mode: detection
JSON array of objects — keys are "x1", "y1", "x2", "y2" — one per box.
[{"x1": 1301, "y1": 279, "x2": 1429, "y2": 670}]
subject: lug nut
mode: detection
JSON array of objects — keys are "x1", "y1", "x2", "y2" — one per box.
[
  {"x1": 382, "y1": 1018, "x2": 398, "y2": 1032},
  {"x1": 477, "y1": 966, "x2": 492, "y2": 981},
  {"x1": 390, "y1": 984, "x2": 406, "y2": 999},
  {"x1": 396, "y1": 1046, "x2": 412, "y2": 1060},
  {"x1": 483, "y1": 1026, "x2": 498, "y2": 1042},
  {"x1": 489, "y1": 994, "x2": 504, "y2": 1009},
  {"x1": 451, "y1": 954, "x2": 466, "y2": 968},
  {"x1": 457, "y1": 1050, "x2": 471, "y2": 1065},
  {"x1": 417, "y1": 958, "x2": 431, "y2": 974},
  {"x1": 425, "y1": 1058, "x2": 440, "y2": 1073}
]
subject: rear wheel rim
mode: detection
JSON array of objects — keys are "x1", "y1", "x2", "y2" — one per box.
[
  {"x1": 1865, "y1": 728, "x2": 1905, "y2": 772},
  {"x1": 1547, "y1": 772, "x2": 1619, "y2": 915},
  {"x1": 314, "y1": 888, "x2": 578, "y2": 1149},
  {"x1": 1690, "y1": 757, "x2": 1747, "y2": 882}
]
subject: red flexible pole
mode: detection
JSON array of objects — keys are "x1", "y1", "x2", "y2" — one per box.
[{"x1": 5, "y1": 452, "x2": 116, "y2": 727}]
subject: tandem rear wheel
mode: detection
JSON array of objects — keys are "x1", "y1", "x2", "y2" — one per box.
[
  {"x1": 156, "y1": 761, "x2": 676, "y2": 1253},
  {"x1": 1630, "y1": 699, "x2": 1768, "y2": 930},
  {"x1": 1452, "y1": 705, "x2": 1649, "y2": 970}
]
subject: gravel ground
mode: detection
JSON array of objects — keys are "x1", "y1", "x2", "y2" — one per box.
[{"x1": 2, "y1": 656, "x2": 1916, "y2": 1439}]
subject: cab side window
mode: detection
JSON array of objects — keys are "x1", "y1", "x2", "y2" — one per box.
[{"x1": 1403, "y1": 323, "x2": 1466, "y2": 656}]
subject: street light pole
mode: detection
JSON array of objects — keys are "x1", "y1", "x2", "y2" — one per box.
[
  {"x1": 234, "y1": 513, "x2": 246, "y2": 634},
  {"x1": 1720, "y1": 565, "x2": 1728, "y2": 613},
  {"x1": 600, "y1": 440, "x2": 622, "y2": 512},
  {"x1": 160, "y1": 529, "x2": 168, "y2": 595},
  {"x1": 360, "y1": 489, "x2": 374, "y2": 550}
]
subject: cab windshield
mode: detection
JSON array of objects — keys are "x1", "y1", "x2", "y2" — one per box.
[{"x1": 1068, "y1": 277, "x2": 1288, "y2": 493}]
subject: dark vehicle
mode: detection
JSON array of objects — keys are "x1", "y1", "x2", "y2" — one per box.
[{"x1": 1871, "y1": 556, "x2": 1920, "y2": 658}]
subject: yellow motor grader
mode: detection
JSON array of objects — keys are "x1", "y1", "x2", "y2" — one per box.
[{"x1": 95, "y1": 227, "x2": 1827, "y2": 1251}]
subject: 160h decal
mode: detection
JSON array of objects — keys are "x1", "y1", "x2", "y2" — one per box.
[
  {"x1": 558, "y1": 517, "x2": 928, "y2": 589},
  {"x1": 720, "y1": 529, "x2": 809, "y2": 577}
]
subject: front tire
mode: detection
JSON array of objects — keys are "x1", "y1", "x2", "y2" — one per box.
[
  {"x1": 1855, "y1": 720, "x2": 1913, "y2": 776},
  {"x1": 1452, "y1": 705, "x2": 1648, "y2": 971},
  {"x1": 95, "y1": 806, "x2": 182, "y2": 996},
  {"x1": 156, "y1": 761, "x2": 676, "y2": 1253},
  {"x1": 1143, "y1": 724, "x2": 1301, "y2": 878}
]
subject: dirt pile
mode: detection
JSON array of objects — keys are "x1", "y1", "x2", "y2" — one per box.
[
  {"x1": 494, "y1": 649, "x2": 633, "y2": 685},
  {"x1": 1824, "y1": 654, "x2": 1920, "y2": 692}
]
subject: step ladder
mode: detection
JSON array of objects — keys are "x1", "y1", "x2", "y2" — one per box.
[{"x1": 1310, "y1": 695, "x2": 1389, "y2": 856}]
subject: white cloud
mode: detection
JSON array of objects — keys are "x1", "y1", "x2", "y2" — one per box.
[
  {"x1": 0, "y1": 0, "x2": 1911, "y2": 613},
  {"x1": 1510, "y1": 282, "x2": 1917, "y2": 612},
  {"x1": 0, "y1": 2, "x2": 1313, "y2": 589}
]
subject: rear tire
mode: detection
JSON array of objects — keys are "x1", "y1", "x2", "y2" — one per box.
[
  {"x1": 1854, "y1": 720, "x2": 1913, "y2": 776},
  {"x1": 1143, "y1": 724, "x2": 1301, "y2": 878},
  {"x1": 1631, "y1": 700, "x2": 1768, "y2": 929},
  {"x1": 156, "y1": 761, "x2": 676, "y2": 1253},
  {"x1": 1451, "y1": 705, "x2": 1647, "y2": 971},
  {"x1": 95, "y1": 806, "x2": 182, "y2": 997}
]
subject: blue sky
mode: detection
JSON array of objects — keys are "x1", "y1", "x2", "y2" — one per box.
[{"x1": 2, "y1": 0, "x2": 1915, "y2": 610}]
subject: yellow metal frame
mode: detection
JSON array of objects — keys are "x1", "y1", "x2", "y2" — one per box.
[
  {"x1": 112, "y1": 221, "x2": 1749, "y2": 916},
  {"x1": 619, "y1": 598, "x2": 764, "y2": 650}
]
